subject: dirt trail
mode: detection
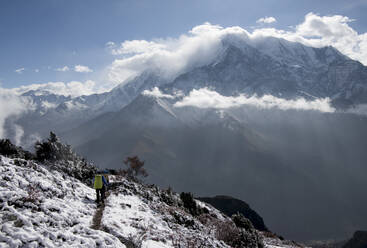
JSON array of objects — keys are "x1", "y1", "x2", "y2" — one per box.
[
  {"x1": 90, "y1": 184, "x2": 137, "y2": 248},
  {"x1": 91, "y1": 190, "x2": 110, "y2": 230}
]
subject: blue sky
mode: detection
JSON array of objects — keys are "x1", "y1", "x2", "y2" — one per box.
[{"x1": 1, "y1": 0, "x2": 367, "y2": 89}]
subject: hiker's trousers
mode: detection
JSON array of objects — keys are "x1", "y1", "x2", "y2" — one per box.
[{"x1": 96, "y1": 186, "x2": 105, "y2": 203}]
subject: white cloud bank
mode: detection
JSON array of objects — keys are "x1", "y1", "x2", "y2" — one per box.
[
  {"x1": 142, "y1": 87, "x2": 176, "y2": 99},
  {"x1": 107, "y1": 13, "x2": 367, "y2": 87},
  {"x1": 251, "y1": 13, "x2": 367, "y2": 64},
  {"x1": 0, "y1": 79, "x2": 106, "y2": 141},
  {"x1": 256, "y1": 16, "x2": 277, "y2": 24},
  {"x1": 0, "y1": 89, "x2": 31, "y2": 139},
  {"x1": 107, "y1": 23, "x2": 231, "y2": 85},
  {"x1": 173, "y1": 88, "x2": 335, "y2": 112}
]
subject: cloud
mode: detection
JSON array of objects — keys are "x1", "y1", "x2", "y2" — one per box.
[
  {"x1": 107, "y1": 22, "x2": 239, "y2": 85},
  {"x1": 35, "y1": 69, "x2": 40, "y2": 73},
  {"x1": 142, "y1": 87, "x2": 176, "y2": 99},
  {"x1": 250, "y1": 13, "x2": 367, "y2": 65},
  {"x1": 0, "y1": 89, "x2": 31, "y2": 139},
  {"x1": 345, "y1": 104, "x2": 367, "y2": 116},
  {"x1": 40, "y1": 101, "x2": 58, "y2": 109},
  {"x1": 256, "y1": 16, "x2": 277, "y2": 24},
  {"x1": 22, "y1": 133, "x2": 42, "y2": 149},
  {"x1": 0, "y1": 80, "x2": 105, "y2": 140},
  {"x1": 111, "y1": 40, "x2": 167, "y2": 55},
  {"x1": 106, "y1": 41, "x2": 116, "y2": 47},
  {"x1": 74, "y1": 65, "x2": 93, "y2": 73},
  {"x1": 56, "y1": 66, "x2": 70, "y2": 72},
  {"x1": 13, "y1": 124, "x2": 24, "y2": 146},
  {"x1": 11, "y1": 80, "x2": 105, "y2": 98},
  {"x1": 15, "y1": 68, "x2": 25, "y2": 74},
  {"x1": 56, "y1": 65, "x2": 93, "y2": 73},
  {"x1": 174, "y1": 88, "x2": 335, "y2": 112}
]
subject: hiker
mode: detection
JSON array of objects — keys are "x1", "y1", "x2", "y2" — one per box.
[{"x1": 94, "y1": 172, "x2": 108, "y2": 204}]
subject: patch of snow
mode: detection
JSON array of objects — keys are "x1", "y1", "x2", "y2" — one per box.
[
  {"x1": 40, "y1": 101, "x2": 58, "y2": 110},
  {"x1": 142, "y1": 240, "x2": 172, "y2": 248}
]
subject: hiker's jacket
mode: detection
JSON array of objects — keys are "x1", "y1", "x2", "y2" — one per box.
[{"x1": 93, "y1": 175, "x2": 108, "y2": 189}]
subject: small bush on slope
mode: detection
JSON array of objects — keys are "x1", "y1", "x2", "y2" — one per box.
[
  {"x1": 180, "y1": 192, "x2": 208, "y2": 216},
  {"x1": 35, "y1": 132, "x2": 97, "y2": 183}
]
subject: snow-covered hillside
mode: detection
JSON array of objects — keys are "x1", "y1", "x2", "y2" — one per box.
[
  {"x1": 0, "y1": 155, "x2": 302, "y2": 248},
  {"x1": 0, "y1": 155, "x2": 124, "y2": 247}
]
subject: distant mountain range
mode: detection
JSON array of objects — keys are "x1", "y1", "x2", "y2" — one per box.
[
  {"x1": 14, "y1": 35, "x2": 367, "y2": 138},
  {"x1": 6, "y1": 35, "x2": 367, "y2": 241}
]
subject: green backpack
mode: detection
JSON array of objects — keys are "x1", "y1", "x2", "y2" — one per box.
[{"x1": 94, "y1": 175, "x2": 103, "y2": 189}]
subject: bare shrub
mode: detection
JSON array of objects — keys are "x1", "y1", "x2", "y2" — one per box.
[
  {"x1": 214, "y1": 220, "x2": 241, "y2": 246},
  {"x1": 121, "y1": 156, "x2": 148, "y2": 182},
  {"x1": 23, "y1": 184, "x2": 40, "y2": 203},
  {"x1": 170, "y1": 235, "x2": 206, "y2": 248}
]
